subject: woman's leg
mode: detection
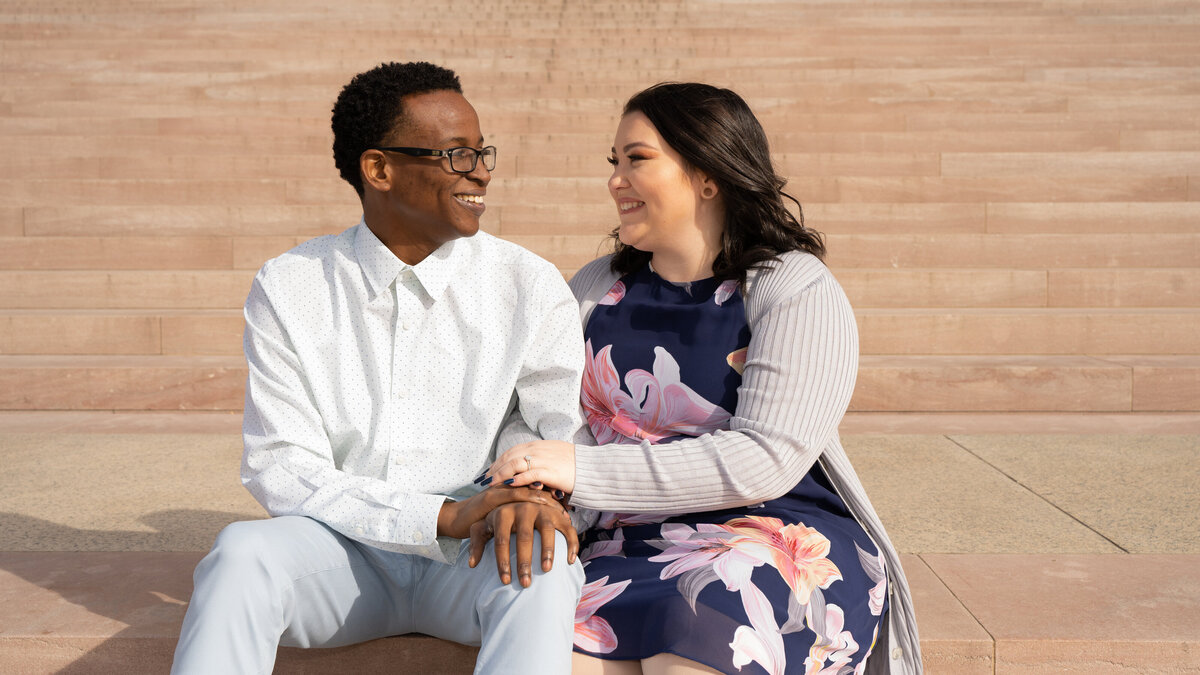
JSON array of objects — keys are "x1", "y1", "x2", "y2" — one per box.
[
  {"x1": 641, "y1": 653, "x2": 725, "y2": 675},
  {"x1": 572, "y1": 652, "x2": 725, "y2": 675},
  {"x1": 572, "y1": 653, "x2": 644, "y2": 675}
]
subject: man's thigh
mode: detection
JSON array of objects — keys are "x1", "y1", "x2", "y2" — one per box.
[
  {"x1": 217, "y1": 516, "x2": 418, "y2": 648},
  {"x1": 412, "y1": 531, "x2": 583, "y2": 647}
]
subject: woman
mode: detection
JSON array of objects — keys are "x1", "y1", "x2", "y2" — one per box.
[{"x1": 488, "y1": 83, "x2": 921, "y2": 675}]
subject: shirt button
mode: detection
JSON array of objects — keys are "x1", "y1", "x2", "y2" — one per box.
[
  {"x1": 354, "y1": 524, "x2": 365, "y2": 535},
  {"x1": 394, "y1": 387, "x2": 407, "y2": 399},
  {"x1": 400, "y1": 321, "x2": 411, "y2": 331},
  {"x1": 392, "y1": 456, "x2": 404, "y2": 466},
  {"x1": 412, "y1": 531, "x2": 424, "y2": 542},
  {"x1": 891, "y1": 647, "x2": 902, "y2": 660}
]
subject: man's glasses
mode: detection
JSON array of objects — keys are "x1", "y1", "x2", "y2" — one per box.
[{"x1": 372, "y1": 146, "x2": 497, "y2": 174}]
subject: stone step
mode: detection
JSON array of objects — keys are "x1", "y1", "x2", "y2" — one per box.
[
  {"x1": 1, "y1": 267, "x2": 1195, "y2": 310},
  {"x1": 15, "y1": 201, "x2": 1200, "y2": 238},
  {"x1": 0, "y1": 551, "x2": 1195, "y2": 674},
  {"x1": 4, "y1": 308, "x2": 1197, "y2": 357},
  {"x1": 4, "y1": 233, "x2": 1195, "y2": 271},
  {"x1": 1, "y1": 354, "x2": 1196, "y2": 412}
]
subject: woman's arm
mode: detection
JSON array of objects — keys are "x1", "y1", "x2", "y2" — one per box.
[{"x1": 492, "y1": 253, "x2": 858, "y2": 514}]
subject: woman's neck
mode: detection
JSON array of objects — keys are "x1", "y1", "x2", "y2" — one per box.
[{"x1": 649, "y1": 245, "x2": 719, "y2": 283}]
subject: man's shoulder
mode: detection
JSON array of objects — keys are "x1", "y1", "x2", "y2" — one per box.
[{"x1": 460, "y1": 231, "x2": 560, "y2": 277}]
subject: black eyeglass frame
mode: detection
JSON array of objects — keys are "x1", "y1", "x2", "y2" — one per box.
[{"x1": 371, "y1": 145, "x2": 497, "y2": 174}]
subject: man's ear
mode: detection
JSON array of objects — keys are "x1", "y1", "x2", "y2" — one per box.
[{"x1": 360, "y1": 149, "x2": 392, "y2": 193}]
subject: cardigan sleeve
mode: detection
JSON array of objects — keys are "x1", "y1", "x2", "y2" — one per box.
[{"x1": 570, "y1": 252, "x2": 859, "y2": 513}]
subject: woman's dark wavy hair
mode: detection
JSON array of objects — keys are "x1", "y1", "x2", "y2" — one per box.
[
  {"x1": 610, "y1": 82, "x2": 825, "y2": 283},
  {"x1": 331, "y1": 61, "x2": 462, "y2": 198}
]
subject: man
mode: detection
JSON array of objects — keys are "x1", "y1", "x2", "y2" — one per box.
[{"x1": 172, "y1": 62, "x2": 586, "y2": 674}]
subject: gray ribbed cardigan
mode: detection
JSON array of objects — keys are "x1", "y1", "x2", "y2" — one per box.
[{"x1": 504, "y1": 251, "x2": 921, "y2": 674}]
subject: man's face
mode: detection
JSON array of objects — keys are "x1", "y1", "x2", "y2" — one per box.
[{"x1": 376, "y1": 90, "x2": 491, "y2": 255}]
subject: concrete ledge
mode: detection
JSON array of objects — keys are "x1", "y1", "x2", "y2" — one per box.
[{"x1": 4, "y1": 551, "x2": 1200, "y2": 674}]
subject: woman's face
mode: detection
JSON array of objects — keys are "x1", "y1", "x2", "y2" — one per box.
[{"x1": 607, "y1": 111, "x2": 709, "y2": 254}]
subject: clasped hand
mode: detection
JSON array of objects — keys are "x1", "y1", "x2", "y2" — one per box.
[
  {"x1": 437, "y1": 480, "x2": 578, "y2": 588},
  {"x1": 483, "y1": 439, "x2": 576, "y2": 494}
]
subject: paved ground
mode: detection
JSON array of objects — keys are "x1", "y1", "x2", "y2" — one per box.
[
  {"x1": 1, "y1": 427, "x2": 1195, "y2": 556},
  {"x1": 1, "y1": 419, "x2": 1197, "y2": 673}
]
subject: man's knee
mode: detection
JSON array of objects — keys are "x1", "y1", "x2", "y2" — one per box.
[
  {"x1": 497, "y1": 530, "x2": 583, "y2": 593},
  {"x1": 196, "y1": 518, "x2": 293, "y2": 590}
]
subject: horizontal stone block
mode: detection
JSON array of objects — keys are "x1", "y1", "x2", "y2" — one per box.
[
  {"x1": 0, "y1": 271, "x2": 253, "y2": 310},
  {"x1": 160, "y1": 313, "x2": 244, "y2": 356},
  {"x1": 0, "y1": 179, "x2": 288, "y2": 207},
  {"x1": 855, "y1": 309, "x2": 1200, "y2": 356},
  {"x1": 0, "y1": 208, "x2": 21, "y2": 236},
  {"x1": 231, "y1": 236, "x2": 304, "y2": 270},
  {"x1": 986, "y1": 201, "x2": 1200, "y2": 234},
  {"x1": 0, "y1": 312, "x2": 161, "y2": 355},
  {"x1": 838, "y1": 269, "x2": 1048, "y2": 308},
  {"x1": 1120, "y1": 130, "x2": 1200, "y2": 151},
  {"x1": 941, "y1": 151, "x2": 1200, "y2": 177},
  {"x1": 22, "y1": 205, "x2": 358, "y2": 237},
  {"x1": 0, "y1": 355, "x2": 245, "y2": 411},
  {"x1": 924, "y1": 554, "x2": 1200, "y2": 674},
  {"x1": 0, "y1": 236, "x2": 233, "y2": 270},
  {"x1": 1048, "y1": 268, "x2": 1200, "y2": 307},
  {"x1": 850, "y1": 356, "x2": 1133, "y2": 412},
  {"x1": 825, "y1": 233, "x2": 1200, "y2": 269},
  {"x1": 805, "y1": 202, "x2": 987, "y2": 234}
]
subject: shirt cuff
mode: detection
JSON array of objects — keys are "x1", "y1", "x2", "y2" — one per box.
[{"x1": 400, "y1": 492, "x2": 451, "y2": 560}]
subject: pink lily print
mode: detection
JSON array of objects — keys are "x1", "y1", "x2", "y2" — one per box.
[
  {"x1": 581, "y1": 341, "x2": 639, "y2": 444},
  {"x1": 714, "y1": 279, "x2": 738, "y2": 306},
  {"x1": 581, "y1": 527, "x2": 625, "y2": 562},
  {"x1": 582, "y1": 340, "x2": 732, "y2": 445},
  {"x1": 726, "y1": 347, "x2": 747, "y2": 375},
  {"x1": 649, "y1": 523, "x2": 765, "y2": 607},
  {"x1": 721, "y1": 517, "x2": 843, "y2": 607},
  {"x1": 574, "y1": 575, "x2": 632, "y2": 654},
  {"x1": 598, "y1": 280, "x2": 626, "y2": 305},
  {"x1": 650, "y1": 524, "x2": 784, "y2": 672}
]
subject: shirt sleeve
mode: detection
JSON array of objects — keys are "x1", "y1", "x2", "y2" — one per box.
[
  {"x1": 503, "y1": 266, "x2": 588, "y2": 447},
  {"x1": 239, "y1": 270, "x2": 451, "y2": 561},
  {"x1": 570, "y1": 255, "x2": 859, "y2": 513}
]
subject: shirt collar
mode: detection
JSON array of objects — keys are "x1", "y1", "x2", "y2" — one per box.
[{"x1": 353, "y1": 219, "x2": 458, "y2": 302}]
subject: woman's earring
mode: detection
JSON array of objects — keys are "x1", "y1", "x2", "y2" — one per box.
[{"x1": 702, "y1": 187, "x2": 716, "y2": 199}]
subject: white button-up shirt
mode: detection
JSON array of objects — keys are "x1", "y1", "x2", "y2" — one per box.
[{"x1": 241, "y1": 220, "x2": 585, "y2": 562}]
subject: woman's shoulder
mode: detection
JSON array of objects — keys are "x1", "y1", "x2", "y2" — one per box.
[
  {"x1": 568, "y1": 254, "x2": 619, "y2": 299},
  {"x1": 744, "y1": 251, "x2": 844, "y2": 318}
]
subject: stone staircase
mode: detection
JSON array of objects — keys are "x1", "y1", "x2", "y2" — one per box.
[
  {"x1": 1, "y1": 0, "x2": 1198, "y2": 673},
  {"x1": 2, "y1": 0, "x2": 1197, "y2": 416}
]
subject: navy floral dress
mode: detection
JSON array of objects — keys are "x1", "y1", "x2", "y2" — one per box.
[{"x1": 573, "y1": 264, "x2": 887, "y2": 675}]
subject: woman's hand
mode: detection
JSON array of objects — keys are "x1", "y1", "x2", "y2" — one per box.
[{"x1": 483, "y1": 440, "x2": 576, "y2": 494}]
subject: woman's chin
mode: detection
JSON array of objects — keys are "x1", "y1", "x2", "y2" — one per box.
[{"x1": 617, "y1": 223, "x2": 648, "y2": 250}]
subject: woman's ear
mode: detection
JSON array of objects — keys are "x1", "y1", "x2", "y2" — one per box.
[
  {"x1": 698, "y1": 173, "x2": 719, "y2": 201},
  {"x1": 359, "y1": 149, "x2": 392, "y2": 193}
]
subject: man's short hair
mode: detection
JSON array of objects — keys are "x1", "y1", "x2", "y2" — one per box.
[{"x1": 331, "y1": 61, "x2": 463, "y2": 197}]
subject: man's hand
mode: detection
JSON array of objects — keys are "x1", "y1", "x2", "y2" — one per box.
[
  {"x1": 467, "y1": 501, "x2": 578, "y2": 588},
  {"x1": 436, "y1": 485, "x2": 556, "y2": 540}
]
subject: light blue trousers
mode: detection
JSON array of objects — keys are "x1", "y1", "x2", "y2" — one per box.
[{"x1": 172, "y1": 516, "x2": 583, "y2": 674}]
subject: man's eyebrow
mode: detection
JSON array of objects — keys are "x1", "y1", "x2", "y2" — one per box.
[{"x1": 440, "y1": 135, "x2": 485, "y2": 146}]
